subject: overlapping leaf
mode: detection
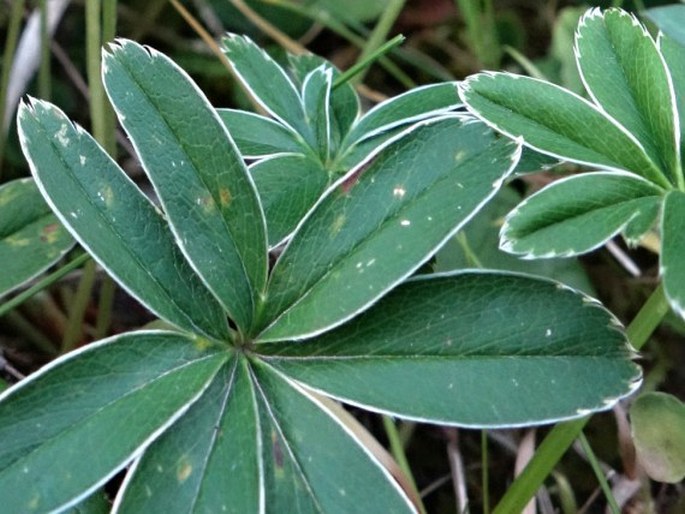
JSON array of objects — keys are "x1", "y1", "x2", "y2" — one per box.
[
  {"x1": 0, "y1": 178, "x2": 73, "y2": 297},
  {"x1": 102, "y1": 39, "x2": 267, "y2": 333},
  {"x1": 500, "y1": 172, "x2": 663, "y2": 257},
  {"x1": 661, "y1": 190, "x2": 685, "y2": 318},
  {"x1": 0, "y1": 331, "x2": 228, "y2": 513},
  {"x1": 258, "y1": 271, "x2": 641, "y2": 427},
  {"x1": 250, "y1": 154, "x2": 330, "y2": 246},
  {"x1": 256, "y1": 116, "x2": 521, "y2": 341},
  {"x1": 17, "y1": 100, "x2": 229, "y2": 340},
  {"x1": 217, "y1": 109, "x2": 307, "y2": 158}
]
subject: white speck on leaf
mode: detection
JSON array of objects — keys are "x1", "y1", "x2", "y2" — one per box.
[
  {"x1": 79, "y1": 155, "x2": 87, "y2": 166},
  {"x1": 56, "y1": 124, "x2": 69, "y2": 146},
  {"x1": 400, "y1": 219, "x2": 411, "y2": 226},
  {"x1": 393, "y1": 186, "x2": 406, "y2": 198},
  {"x1": 545, "y1": 328, "x2": 552, "y2": 337}
]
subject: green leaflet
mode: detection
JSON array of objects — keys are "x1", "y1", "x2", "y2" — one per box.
[
  {"x1": 661, "y1": 190, "x2": 685, "y2": 318},
  {"x1": 16, "y1": 100, "x2": 229, "y2": 340},
  {"x1": 257, "y1": 116, "x2": 521, "y2": 341},
  {"x1": 0, "y1": 178, "x2": 73, "y2": 298},
  {"x1": 287, "y1": 54, "x2": 359, "y2": 155},
  {"x1": 251, "y1": 361, "x2": 416, "y2": 513},
  {"x1": 0, "y1": 331, "x2": 228, "y2": 513},
  {"x1": 222, "y1": 34, "x2": 309, "y2": 138},
  {"x1": 343, "y1": 82, "x2": 462, "y2": 147},
  {"x1": 301, "y1": 65, "x2": 333, "y2": 161},
  {"x1": 116, "y1": 356, "x2": 260, "y2": 513},
  {"x1": 575, "y1": 8, "x2": 680, "y2": 184},
  {"x1": 217, "y1": 109, "x2": 306, "y2": 158},
  {"x1": 459, "y1": 72, "x2": 670, "y2": 187},
  {"x1": 659, "y1": 34, "x2": 685, "y2": 162},
  {"x1": 250, "y1": 154, "x2": 330, "y2": 247},
  {"x1": 500, "y1": 172, "x2": 664, "y2": 258},
  {"x1": 258, "y1": 271, "x2": 641, "y2": 427},
  {"x1": 103, "y1": 39, "x2": 268, "y2": 333},
  {"x1": 630, "y1": 392, "x2": 685, "y2": 483}
]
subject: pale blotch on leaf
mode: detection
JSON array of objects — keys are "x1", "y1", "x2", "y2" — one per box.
[
  {"x1": 330, "y1": 214, "x2": 345, "y2": 235},
  {"x1": 97, "y1": 185, "x2": 114, "y2": 207},
  {"x1": 454, "y1": 150, "x2": 466, "y2": 163},
  {"x1": 56, "y1": 123, "x2": 69, "y2": 146},
  {"x1": 197, "y1": 195, "x2": 216, "y2": 214}
]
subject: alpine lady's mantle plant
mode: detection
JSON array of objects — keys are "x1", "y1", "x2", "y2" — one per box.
[{"x1": 1, "y1": 33, "x2": 639, "y2": 512}]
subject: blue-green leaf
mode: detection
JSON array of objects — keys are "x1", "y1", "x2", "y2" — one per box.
[
  {"x1": 0, "y1": 178, "x2": 73, "y2": 298},
  {"x1": 460, "y1": 72, "x2": 669, "y2": 187},
  {"x1": 661, "y1": 190, "x2": 685, "y2": 319},
  {"x1": 217, "y1": 109, "x2": 306, "y2": 158},
  {"x1": 257, "y1": 116, "x2": 520, "y2": 341},
  {"x1": 251, "y1": 154, "x2": 330, "y2": 247},
  {"x1": 103, "y1": 39, "x2": 268, "y2": 333},
  {"x1": 222, "y1": 34, "x2": 309, "y2": 138},
  {"x1": 500, "y1": 172, "x2": 664, "y2": 258},
  {"x1": 575, "y1": 8, "x2": 680, "y2": 184},
  {"x1": 0, "y1": 331, "x2": 228, "y2": 513},
  {"x1": 17, "y1": 100, "x2": 229, "y2": 340},
  {"x1": 258, "y1": 271, "x2": 641, "y2": 427}
]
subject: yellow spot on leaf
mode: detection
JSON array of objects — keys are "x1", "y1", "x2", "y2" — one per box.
[
  {"x1": 219, "y1": 187, "x2": 232, "y2": 207},
  {"x1": 194, "y1": 336, "x2": 212, "y2": 351},
  {"x1": 177, "y1": 459, "x2": 193, "y2": 483},
  {"x1": 454, "y1": 150, "x2": 466, "y2": 163}
]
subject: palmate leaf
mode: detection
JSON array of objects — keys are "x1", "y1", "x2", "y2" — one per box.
[
  {"x1": 500, "y1": 172, "x2": 664, "y2": 258},
  {"x1": 102, "y1": 39, "x2": 268, "y2": 334},
  {"x1": 16, "y1": 100, "x2": 229, "y2": 340},
  {"x1": 575, "y1": 8, "x2": 681, "y2": 184},
  {"x1": 116, "y1": 356, "x2": 416, "y2": 513},
  {"x1": 0, "y1": 178, "x2": 73, "y2": 298},
  {"x1": 0, "y1": 331, "x2": 228, "y2": 513},
  {"x1": 256, "y1": 116, "x2": 521, "y2": 341},
  {"x1": 459, "y1": 72, "x2": 670, "y2": 187},
  {"x1": 258, "y1": 271, "x2": 641, "y2": 427}
]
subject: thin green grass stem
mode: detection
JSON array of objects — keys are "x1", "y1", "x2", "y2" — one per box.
[
  {"x1": 102, "y1": 0, "x2": 118, "y2": 155},
  {"x1": 5, "y1": 310, "x2": 57, "y2": 355},
  {"x1": 94, "y1": 276, "x2": 116, "y2": 340},
  {"x1": 86, "y1": 0, "x2": 105, "y2": 143},
  {"x1": 578, "y1": 431, "x2": 621, "y2": 514},
  {"x1": 334, "y1": 35, "x2": 406, "y2": 89},
  {"x1": 351, "y1": 0, "x2": 405, "y2": 85},
  {"x1": 482, "y1": 430, "x2": 490, "y2": 514},
  {"x1": 62, "y1": 259, "x2": 97, "y2": 353},
  {"x1": 492, "y1": 283, "x2": 669, "y2": 514},
  {"x1": 270, "y1": 0, "x2": 415, "y2": 88},
  {"x1": 0, "y1": 252, "x2": 90, "y2": 319},
  {"x1": 0, "y1": 0, "x2": 27, "y2": 176},
  {"x1": 39, "y1": 0, "x2": 51, "y2": 100},
  {"x1": 382, "y1": 415, "x2": 426, "y2": 514}
]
